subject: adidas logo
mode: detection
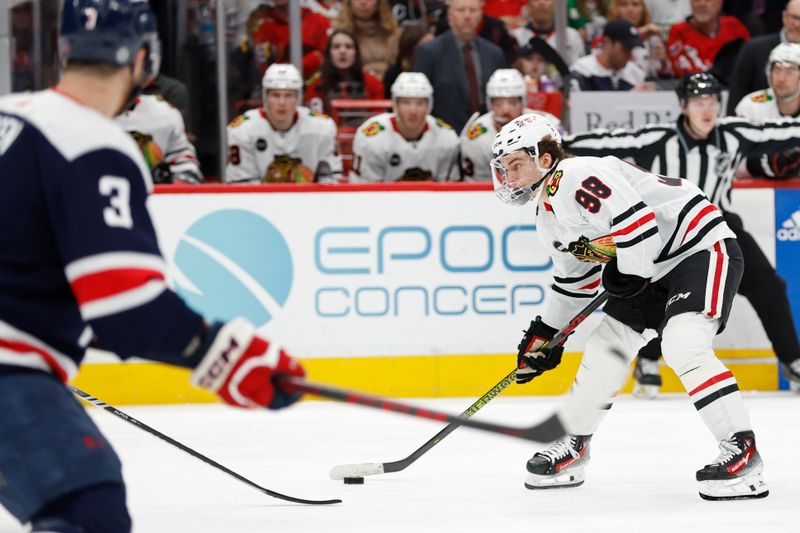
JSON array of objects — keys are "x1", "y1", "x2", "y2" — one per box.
[{"x1": 777, "y1": 210, "x2": 800, "y2": 241}]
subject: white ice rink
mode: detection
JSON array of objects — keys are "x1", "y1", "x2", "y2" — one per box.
[{"x1": 1, "y1": 393, "x2": 797, "y2": 533}]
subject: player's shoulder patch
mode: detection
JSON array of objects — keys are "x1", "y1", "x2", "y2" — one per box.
[
  {"x1": 751, "y1": 91, "x2": 773, "y2": 103},
  {"x1": 546, "y1": 170, "x2": 563, "y2": 197},
  {"x1": 435, "y1": 118, "x2": 453, "y2": 130},
  {"x1": 362, "y1": 121, "x2": 385, "y2": 137},
  {"x1": 466, "y1": 123, "x2": 487, "y2": 140},
  {"x1": 309, "y1": 109, "x2": 329, "y2": 119},
  {"x1": 229, "y1": 114, "x2": 249, "y2": 128}
]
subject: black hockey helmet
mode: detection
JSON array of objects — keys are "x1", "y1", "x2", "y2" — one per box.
[{"x1": 675, "y1": 72, "x2": 722, "y2": 107}]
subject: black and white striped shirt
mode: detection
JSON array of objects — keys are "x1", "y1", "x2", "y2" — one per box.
[{"x1": 564, "y1": 117, "x2": 800, "y2": 210}]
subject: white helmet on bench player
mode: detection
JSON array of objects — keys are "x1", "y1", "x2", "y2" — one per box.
[
  {"x1": 490, "y1": 113, "x2": 562, "y2": 205},
  {"x1": 262, "y1": 63, "x2": 303, "y2": 109},
  {"x1": 391, "y1": 72, "x2": 433, "y2": 111},
  {"x1": 487, "y1": 69, "x2": 526, "y2": 100},
  {"x1": 767, "y1": 42, "x2": 800, "y2": 98}
]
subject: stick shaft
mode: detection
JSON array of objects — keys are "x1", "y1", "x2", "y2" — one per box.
[{"x1": 68, "y1": 386, "x2": 341, "y2": 505}]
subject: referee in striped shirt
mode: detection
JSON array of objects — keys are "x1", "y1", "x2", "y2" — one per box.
[{"x1": 564, "y1": 72, "x2": 800, "y2": 393}]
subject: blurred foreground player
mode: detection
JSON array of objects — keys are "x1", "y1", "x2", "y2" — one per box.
[
  {"x1": 491, "y1": 113, "x2": 767, "y2": 500},
  {"x1": 225, "y1": 63, "x2": 342, "y2": 183},
  {"x1": 0, "y1": 1, "x2": 305, "y2": 531}
]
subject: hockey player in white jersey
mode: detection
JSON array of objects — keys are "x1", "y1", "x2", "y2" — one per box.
[
  {"x1": 491, "y1": 114, "x2": 767, "y2": 500},
  {"x1": 459, "y1": 69, "x2": 561, "y2": 181},
  {"x1": 350, "y1": 72, "x2": 459, "y2": 182},
  {"x1": 225, "y1": 63, "x2": 342, "y2": 183},
  {"x1": 116, "y1": 94, "x2": 202, "y2": 183}
]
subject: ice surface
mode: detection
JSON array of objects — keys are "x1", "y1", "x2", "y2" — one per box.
[{"x1": 1, "y1": 393, "x2": 797, "y2": 532}]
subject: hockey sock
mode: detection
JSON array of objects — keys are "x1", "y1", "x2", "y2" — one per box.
[{"x1": 662, "y1": 313, "x2": 751, "y2": 441}]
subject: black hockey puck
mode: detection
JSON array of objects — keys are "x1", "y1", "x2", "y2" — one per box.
[{"x1": 343, "y1": 477, "x2": 364, "y2": 485}]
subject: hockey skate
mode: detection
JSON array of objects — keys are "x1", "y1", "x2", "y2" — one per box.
[
  {"x1": 633, "y1": 357, "x2": 662, "y2": 399},
  {"x1": 525, "y1": 435, "x2": 591, "y2": 489},
  {"x1": 782, "y1": 360, "x2": 800, "y2": 393},
  {"x1": 696, "y1": 430, "x2": 769, "y2": 500}
]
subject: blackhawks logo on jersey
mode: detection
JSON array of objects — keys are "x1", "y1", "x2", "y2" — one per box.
[
  {"x1": 309, "y1": 109, "x2": 329, "y2": 119},
  {"x1": 466, "y1": 123, "x2": 487, "y2": 140},
  {"x1": 435, "y1": 118, "x2": 453, "y2": 130},
  {"x1": 546, "y1": 170, "x2": 563, "y2": 196},
  {"x1": 751, "y1": 91, "x2": 773, "y2": 103},
  {"x1": 363, "y1": 121, "x2": 385, "y2": 137},
  {"x1": 229, "y1": 114, "x2": 248, "y2": 128}
]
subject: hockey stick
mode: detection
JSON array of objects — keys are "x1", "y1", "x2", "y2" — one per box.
[
  {"x1": 328, "y1": 290, "x2": 610, "y2": 480},
  {"x1": 68, "y1": 385, "x2": 342, "y2": 505}
]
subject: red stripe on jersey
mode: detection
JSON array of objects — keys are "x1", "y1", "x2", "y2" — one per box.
[
  {"x1": 707, "y1": 241, "x2": 725, "y2": 318},
  {"x1": 680, "y1": 205, "x2": 717, "y2": 245},
  {"x1": 0, "y1": 338, "x2": 68, "y2": 383},
  {"x1": 579, "y1": 279, "x2": 601, "y2": 290},
  {"x1": 688, "y1": 370, "x2": 734, "y2": 396},
  {"x1": 70, "y1": 268, "x2": 165, "y2": 306},
  {"x1": 544, "y1": 202, "x2": 553, "y2": 212},
  {"x1": 611, "y1": 212, "x2": 655, "y2": 237}
]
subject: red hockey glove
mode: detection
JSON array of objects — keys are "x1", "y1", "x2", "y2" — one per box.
[
  {"x1": 191, "y1": 319, "x2": 305, "y2": 409},
  {"x1": 755, "y1": 148, "x2": 800, "y2": 179}
]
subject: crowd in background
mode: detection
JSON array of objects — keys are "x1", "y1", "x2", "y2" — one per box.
[{"x1": 128, "y1": 0, "x2": 800, "y2": 182}]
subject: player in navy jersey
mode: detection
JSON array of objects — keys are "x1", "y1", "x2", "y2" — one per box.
[
  {"x1": 490, "y1": 113, "x2": 767, "y2": 500},
  {"x1": 0, "y1": 2, "x2": 304, "y2": 531}
]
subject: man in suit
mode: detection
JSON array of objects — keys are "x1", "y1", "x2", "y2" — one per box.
[
  {"x1": 727, "y1": 0, "x2": 797, "y2": 115},
  {"x1": 413, "y1": 0, "x2": 506, "y2": 132}
]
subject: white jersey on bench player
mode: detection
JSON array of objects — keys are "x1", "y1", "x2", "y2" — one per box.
[{"x1": 350, "y1": 72, "x2": 458, "y2": 182}]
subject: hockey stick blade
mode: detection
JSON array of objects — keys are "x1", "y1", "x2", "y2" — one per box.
[
  {"x1": 281, "y1": 377, "x2": 567, "y2": 442},
  {"x1": 68, "y1": 385, "x2": 341, "y2": 505},
  {"x1": 328, "y1": 290, "x2": 610, "y2": 480}
]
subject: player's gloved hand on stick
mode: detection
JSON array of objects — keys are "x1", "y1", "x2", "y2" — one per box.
[
  {"x1": 191, "y1": 318, "x2": 305, "y2": 409},
  {"x1": 516, "y1": 316, "x2": 564, "y2": 384},
  {"x1": 602, "y1": 259, "x2": 649, "y2": 299}
]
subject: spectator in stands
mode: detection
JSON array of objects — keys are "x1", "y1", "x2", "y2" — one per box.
[
  {"x1": 571, "y1": 19, "x2": 656, "y2": 90},
  {"x1": 459, "y1": 69, "x2": 562, "y2": 181},
  {"x1": 434, "y1": 3, "x2": 520, "y2": 65},
  {"x1": 483, "y1": 0, "x2": 527, "y2": 23},
  {"x1": 383, "y1": 23, "x2": 435, "y2": 97},
  {"x1": 226, "y1": 64, "x2": 343, "y2": 184},
  {"x1": 306, "y1": 29, "x2": 386, "y2": 116},
  {"x1": 390, "y1": 0, "x2": 447, "y2": 29},
  {"x1": 249, "y1": 0, "x2": 331, "y2": 80},
  {"x1": 513, "y1": 36, "x2": 570, "y2": 92},
  {"x1": 568, "y1": 0, "x2": 609, "y2": 47},
  {"x1": 413, "y1": 0, "x2": 506, "y2": 132},
  {"x1": 351, "y1": 72, "x2": 459, "y2": 181},
  {"x1": 304, "y1": 0, "x2": 343, "y2": 19},
  {"x1": 608, "y1": 0, "x2": 672, "y2": 78},
  {"x1": 334, "y1": 0, "x2": 401, "y2": 78},
  {"x1": 727, "y1": 0, "x2": 800, "y2": 115},
  {"x1": 666, "y1": 0, "x2": 749, "y2": 77},
  {"x1": 512, "y1": 0, "x2": 586, "y2": 65},
  {"x1": 644, "y1": 0, "x2": 691, "y2": 26}
]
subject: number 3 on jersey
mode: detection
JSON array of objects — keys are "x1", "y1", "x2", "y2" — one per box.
[
  {"x1": 575, "y1": 176, "x2": 611, "y2": 214},
  {"x1": 99, "y1": 176, "x2": 133, "y2": 229}
]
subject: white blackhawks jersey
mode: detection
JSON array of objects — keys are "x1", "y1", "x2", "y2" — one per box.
[
  {"x1": 459, "y1": 109, "x2": 562, "y2": 182},
  {"x1": 350, "y1": 112, "x2": 459, "y2": 182},
  {"x1": 225, "y1": 106, "x2": 342, "y2": 183},
  {"x1": 734, "y1": 88, "x2": 784, "y2": 120},
  {"x1": 533, "y1": 156, "x2": 734, "y2": 328},
  {"x1": 115, "y1": 95, "x2": 202, "y2": 183}
]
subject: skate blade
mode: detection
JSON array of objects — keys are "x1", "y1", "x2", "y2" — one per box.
[
  {"x1": 524, "y1": 467, "x2": 585, "y2": 490},
  {"x1": 698, "y1": 468, "x2": 769, "y2": 501},
  {"x1": 633, "y1": 382, "x2": 659, "y2": 400}
]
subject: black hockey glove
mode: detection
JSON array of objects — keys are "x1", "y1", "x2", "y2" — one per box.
[
  {"x1": 602, "y1": 259, "x2": 649, "y2": 299},
  {"x1": 151, "y1": 162, "x2": 174, "y2": 184},
  {"x1": 516, "y1": 316, "x2": 564, "y2": 384},
  {"x1": 749, "y1": 148, "x2": 800, "y2": 179}
]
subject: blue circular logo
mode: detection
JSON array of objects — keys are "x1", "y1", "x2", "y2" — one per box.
[{"x1": 173, "y1": 209, "x2": 293, "y2": 327}]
